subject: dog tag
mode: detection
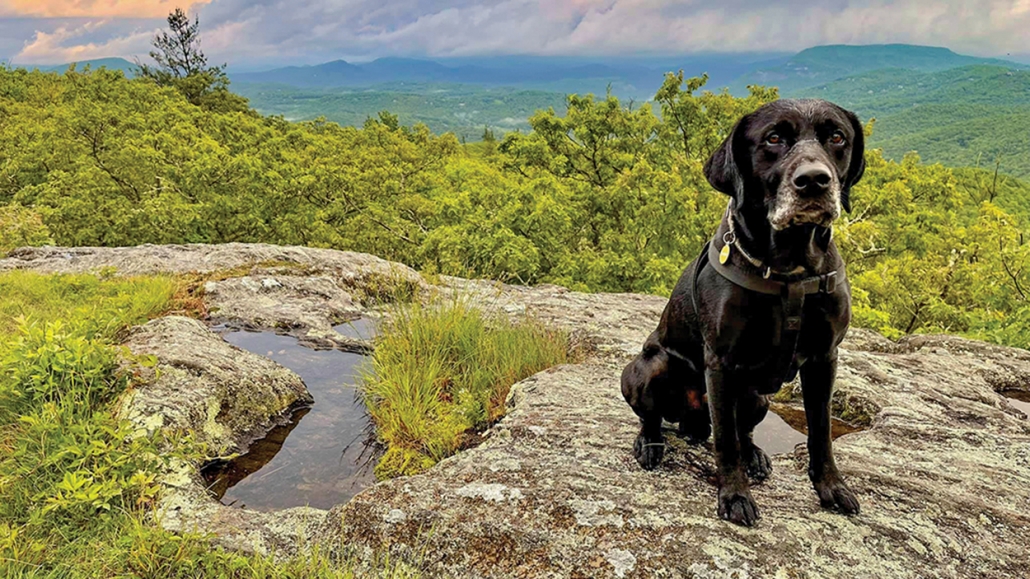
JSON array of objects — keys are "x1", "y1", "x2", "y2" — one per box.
[{"x1": 719, "y1": 244, "x2": 731, "y2": 265}]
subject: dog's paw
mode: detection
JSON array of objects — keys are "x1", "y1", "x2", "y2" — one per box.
[
  {"x1": 633, "y1": 434, "x2": 664, "y2": 470},
  {"x1": 717, "y1": 487, "x2": 761, "y2": 527},
  {"x1": 813, "y1": 477, "x2": 860, "y2": 514},
  {"x1": 746, "y1": 445, "x2": 773, "y2": 482}
]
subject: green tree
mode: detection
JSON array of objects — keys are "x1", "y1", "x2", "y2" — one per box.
[
  {"x1": 137, "y1": 8, "x2": 249, "y2": 113},
  {"x1": 481, "y1": 126, "x2": 498, "y2": 156}
]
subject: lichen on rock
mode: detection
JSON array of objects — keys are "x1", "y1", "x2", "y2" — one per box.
[{"x1": 6, "y1": 243, "x2": 1030, "y2": 577}]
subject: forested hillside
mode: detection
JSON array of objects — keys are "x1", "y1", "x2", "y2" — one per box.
[
  {"x1": 232, "y1": 83, "x2": 569, "y2": 138},
  {"x1": 3, "y1": 66, "x2": 1030, "y2": 348},
  {"x1": 793, "y1": 65, "x2": 1030, "y2": 177},
  {"x1": 736, "y1": 44, "x2": 1026, "y2": 94},
  {"x1": 37, "y1": 46, "x2": 1030, "y2": 179}
]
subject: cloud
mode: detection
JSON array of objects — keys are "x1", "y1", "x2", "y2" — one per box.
[
  {"x1": 0, "y1": 0, "x2": 212, "y2": 19},
  {"x1": 13, "y1": 21, "x2": 156, "y2": 64},
  {"x1": 4, "y1": 0, "x2": 1030, "y2": 66},
  {"x1": 191, "y1": 0, "x2": 1030, "y2": 63}
]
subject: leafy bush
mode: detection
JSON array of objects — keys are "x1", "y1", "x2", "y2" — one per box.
[
  {"x1": 0, "y1": 320, "x2": 127, "y2": 421},
  {"x1": 0, "y1": 274, "x2": 172, "y2": 571},
  {"x1": 0, "y1": 204, "x2": 52, "y2": 254},
  {"x1": 362, "y1": 298, "x2": 572, "y2": 478}
]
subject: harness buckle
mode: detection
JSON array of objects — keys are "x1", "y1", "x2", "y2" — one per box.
[{"x1": 822, "y1": 271, "x2": 838, "y2": 294}]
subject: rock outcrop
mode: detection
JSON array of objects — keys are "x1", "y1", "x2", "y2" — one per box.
[{"x1": 4, "y1": 244, "x2": 1030, "y2": 578}]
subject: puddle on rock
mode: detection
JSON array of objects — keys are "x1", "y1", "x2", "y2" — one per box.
[
  {"x1": 1004, "y1": 391, "x2": 1030, "y2": 418},
  {"x1": 202, "y1": 322, "x2": 377, "y2": 511},
  {"x1": 731, "y1": 404, "x2": 864, "y2": 457},
  {"x1": 753, "y1": 409, "x2": 809, "y2": 455},
  {"x1": 766, "y1": 403, "x2": 865, "y2": 452},
  {"x1": 333, "y1": 317, "x2": 377, "y2": 341}
]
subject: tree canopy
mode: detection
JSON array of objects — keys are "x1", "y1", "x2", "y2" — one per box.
[{"x1": 2, "y1": 63, "x2": 1030, "y2": 347}]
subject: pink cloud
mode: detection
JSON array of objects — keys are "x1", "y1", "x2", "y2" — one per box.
[
  {"x1": 13, "y1": 21, "x2": 156, "y2": 64},
  {"x1": 0, "y1": 0, "x2": 211, "y2": 19}
]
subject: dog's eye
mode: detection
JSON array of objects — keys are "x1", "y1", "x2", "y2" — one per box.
[
  {"x1": 766, "y1": 133, "x2": 782, "y2": 145},
  {"x1": 830, "y1": 131, "x2": 846, "y2": 145}
]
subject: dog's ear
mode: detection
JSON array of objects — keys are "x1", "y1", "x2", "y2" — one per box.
[
  {"x1": 841, "y1": 109, "x2": 866, "y2": 213},
  {"x1": 704, "y1": 115, "x2": 751, "y2": 204}
]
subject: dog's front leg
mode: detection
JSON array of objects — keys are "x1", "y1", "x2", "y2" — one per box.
[
  {"x1": 801, "y1": 353, "x2": 860, "y2": 514},
  {"x1": 706, "y1": 356, "x2": 760, "y2": 526}
]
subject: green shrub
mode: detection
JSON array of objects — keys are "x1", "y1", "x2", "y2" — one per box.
[
  {"x1": 0, "y1": 205, "x2": 52, "y2": 255},
  {"x1": 361, "y1": 298, "x2": 571, "y2": 478},
  {"x1": 0, "y1": 320, "x2": 127, "y2": 421}
]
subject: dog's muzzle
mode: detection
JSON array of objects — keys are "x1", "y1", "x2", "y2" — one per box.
[{"x1": 769, "y1": 155, "x2": 841, "y2": 230}]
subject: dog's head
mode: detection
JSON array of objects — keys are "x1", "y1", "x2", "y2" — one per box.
[{"x1": 704, "y1": 99, "x2": 865, "y2": 230}]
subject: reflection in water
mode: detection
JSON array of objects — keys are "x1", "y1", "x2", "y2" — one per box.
[
  {"x1": 202, "y1": 322, "x2": 377, "y2": 511},
  {"x1": 747, "y1": 403, "x2": 864, "y2": 456},
  {"x1": 202, "y1": 407, "x2": 311, "y2": 500},
  {"x1": 1005, "y1": 391, "x2": 1030, "y2": 419},
  {"x1": 333, "y1": 317, "x2": 377, "y2": 341},
  {"x1": 768, "y1": 403, "x2": 865, "y2": 443},
  {"x1": 753, "y1": 410, "x2": 809, "y2": 455}
]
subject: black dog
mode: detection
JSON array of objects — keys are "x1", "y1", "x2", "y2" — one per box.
[{"x1": 622, "y1": 99, "x2": 865, "y2": 526}]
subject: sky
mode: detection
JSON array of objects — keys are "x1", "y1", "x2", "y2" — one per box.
[{"x1": 2, "y1": 1, "x2": 1029, "y2": 68}]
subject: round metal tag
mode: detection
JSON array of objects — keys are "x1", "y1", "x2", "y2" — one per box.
[{"x1": 719, "y1": 244, "x2": 731, "y2": 265}]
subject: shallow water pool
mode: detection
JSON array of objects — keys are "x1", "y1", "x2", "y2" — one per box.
[
  {"x1": 753, "y1": 410, "x2": 809, "y2": 455},
  {"x1": 201, "y1": 321, "x2": 377, "y2": 511}
]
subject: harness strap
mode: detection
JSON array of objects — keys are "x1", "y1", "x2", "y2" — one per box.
[
  {"x1": 690, "y1": 241, "x2": 710, "y2": 317},
  {"x1": 693, "y1": 221, "x2": 845, "y2": 385},
  {"x1": 778, "y1": 279, "x2": 807, "y2": 383}
]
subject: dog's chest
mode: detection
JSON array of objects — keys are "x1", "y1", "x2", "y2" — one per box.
[{"x1": 719, "y1": 297, "x2": 836, "y2": 374}]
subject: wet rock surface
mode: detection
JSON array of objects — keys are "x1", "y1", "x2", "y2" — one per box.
[
  {"x1": 6, "y1": 244, "x2": 1030, "y2": 577},
  {"x1": 121, "y1": 316, "x2": 313, "y2": 456}
]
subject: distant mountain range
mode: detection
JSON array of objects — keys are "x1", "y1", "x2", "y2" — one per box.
[
  {"x1": 26, "y1": 58, "x2": 139, "y2": 76},
  {"x1": 23, "y1": 44, "x2": 1026, "y2": 99},
  {"x1": 225, "y1": 44, "x2": 1026, "y2": 99},
  {"x1": 229, "y1": 54, "x2": 785, "y2": 99},
  {"x1": 793, "y1": 64, "x2": 1030, "y2": 178},
  {"x1": 736, "y1": 44, "x2": 1027, "y2": 94}
]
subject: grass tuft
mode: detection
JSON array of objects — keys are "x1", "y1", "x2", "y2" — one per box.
[{"x1": 361, "y1": 297, "x2": 572, "y2": 478}]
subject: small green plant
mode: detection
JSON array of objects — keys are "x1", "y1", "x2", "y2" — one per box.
[
  {"x1": 1, "y1": 319, "x2": 126, "y2": 421},
  {"x1": 361, "y1": 297, "x2": 571, "y2": 478}
]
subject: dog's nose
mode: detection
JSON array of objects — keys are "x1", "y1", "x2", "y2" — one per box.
[{"x1": 793, "y1": 163, "x2": 832, "y2": 196}]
